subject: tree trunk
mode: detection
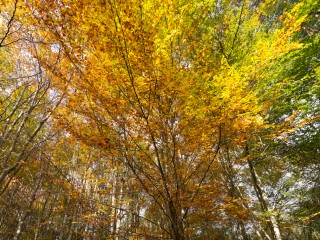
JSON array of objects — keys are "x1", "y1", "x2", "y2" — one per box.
[
  {"x1": 168, "y1": 200, "x2": 185, "y2": 240},
  {"x1": 13, "y1": 174, "x2": 43, "y2": 240},
  {"x1": 246, "y1": 144, "x2": 282, "y2": 240}
]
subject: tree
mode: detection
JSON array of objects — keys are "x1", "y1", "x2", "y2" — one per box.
[
  {"x1": 0, "y1": 0, "x2": 317, "y2": 239},
  {"x1": 26, "y1": 0, "x2": 309, "y2": 239},
  {"x1": 0, "y1": 0, "x2": 64, "y2": 189}
]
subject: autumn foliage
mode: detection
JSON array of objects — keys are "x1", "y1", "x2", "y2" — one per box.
[{"x1": 0, "y1": 0, "x2": 319, "y2": 239}]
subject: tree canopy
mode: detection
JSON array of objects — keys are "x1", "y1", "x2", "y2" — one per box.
[{"x1": 0, "y1": 0, "x2": 319, "y2": 239}]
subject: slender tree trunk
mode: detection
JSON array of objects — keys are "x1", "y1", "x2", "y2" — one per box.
[
  {"x1": 222, "y1": 145, "x2": 269, "y2": 240},
  {"x1": 34, "y1": 196, "x2": 50, "y2": 240},
  {"x1": 168, "y1": 200, "x2": 185, "y2": 240},
  {"x1": 245, "y1": 144, "x2": 282, "y2": 240},
  {"x1": 239, "y1": 221, "x2": 250, "y2": 240},
  {"x1": 13, "y1": 174, "x2": 43, "y2": 240},
  {"x1": 58, "y1": 214, "x2": 68, "y2": 240}
]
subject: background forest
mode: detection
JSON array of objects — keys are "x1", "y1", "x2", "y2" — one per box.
[{"x1": 0, "y1": 0, "x2": 319, "y2": 239}]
